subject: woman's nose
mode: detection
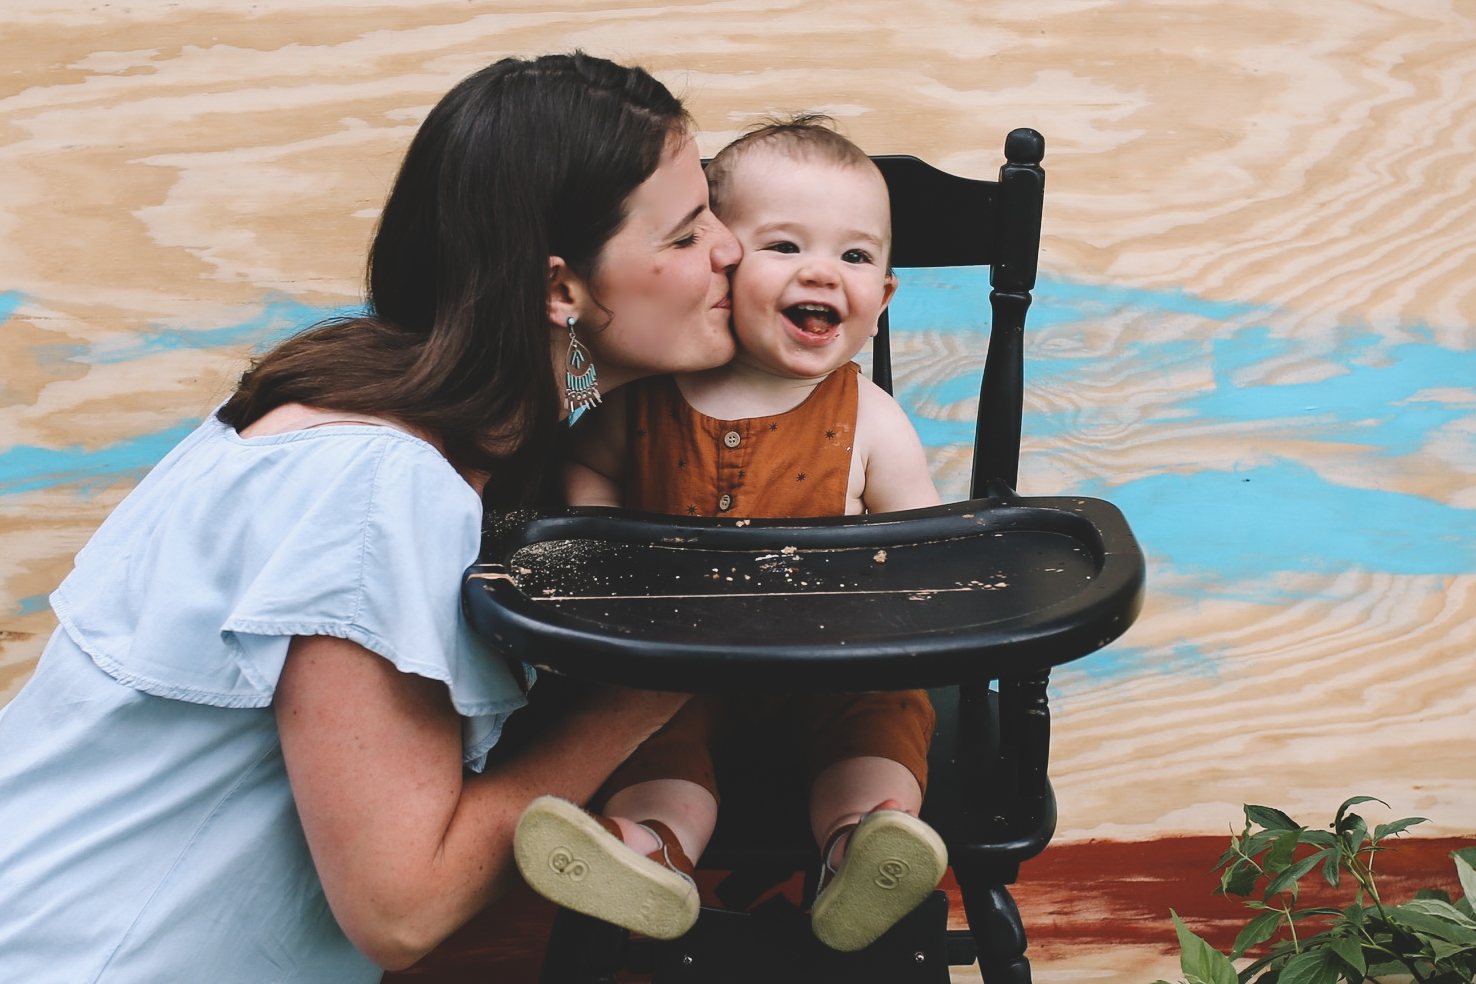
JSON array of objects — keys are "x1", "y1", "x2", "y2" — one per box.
[{"x1": 710, "y1": 219, "x2": 741, "y2": 271}]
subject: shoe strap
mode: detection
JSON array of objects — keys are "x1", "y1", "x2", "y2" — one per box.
[
  {"x1": 636, "y1": 818, "x2": 698, "y2": 880},
  {"x1": 587, "y1": 811, "x2": 623, "y2": 840},
  {"x1": 817, "y1": 821, "x2": 860, "y2": 895},
  {"x1": 582, "y1": 809, "x2": 697, "y2": 881}
]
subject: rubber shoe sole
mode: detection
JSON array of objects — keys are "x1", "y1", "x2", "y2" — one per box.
[
  {"x1": 810, "y1": 811, "x2": 947, "y2": 952},
  {"x1": 513, "y1": 795, "x2": 699, "y2": 940}
]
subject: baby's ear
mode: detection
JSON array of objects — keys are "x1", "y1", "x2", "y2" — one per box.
[{"x1": 869, "y1": 272, "x2": 899, "y2": 339}]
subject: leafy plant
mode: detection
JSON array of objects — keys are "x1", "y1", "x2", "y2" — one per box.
[{"x1": 1153, "y1": 796, "x2": 1476, "y2": 984}]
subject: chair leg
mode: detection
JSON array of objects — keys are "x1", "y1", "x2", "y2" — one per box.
[
  {"x1": 953, "y1": 873, "x2": 1032, "y2": 984},
  {"x1": 538, "y1": 907, "x2": 627, "y2": 984}
]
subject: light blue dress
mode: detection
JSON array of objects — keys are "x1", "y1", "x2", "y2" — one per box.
[{"x1": 0, "y1": 413, "x2": 530, "y2": 983}]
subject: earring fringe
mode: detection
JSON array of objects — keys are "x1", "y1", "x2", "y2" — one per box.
[{"x1": 564, "y1": 319, "x2": 601, "y2": 413}]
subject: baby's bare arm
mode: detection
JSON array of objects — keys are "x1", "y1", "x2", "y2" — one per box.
[
  {"x1": 855, "y1": 375, "x2": 942, "y2": 514},
  {"x1": 564, "y1": 389, "x2": 629, "y2": 507}
]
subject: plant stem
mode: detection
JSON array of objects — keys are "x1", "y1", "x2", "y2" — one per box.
[{"x1": 1346, "y1": 850, "x2": 1428, "y2": 983}]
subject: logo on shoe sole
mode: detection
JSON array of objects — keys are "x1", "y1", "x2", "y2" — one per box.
[
  {"x1": 548, "y1": 847, "x2": 589, "y2": 881},
  {"x1": 875, "y1": 858, "x2": 911, "y2": 889}
]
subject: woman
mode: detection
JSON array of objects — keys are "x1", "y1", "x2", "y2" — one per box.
[{"x1": 0, "y1": 53, "x2": 739, "y2": 982}]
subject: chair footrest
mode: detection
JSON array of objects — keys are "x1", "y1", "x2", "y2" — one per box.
[{"x1": 627, "y1": 891, "x2": 953, "y2": 983}]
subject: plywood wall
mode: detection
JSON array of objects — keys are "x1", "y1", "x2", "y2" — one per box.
[{"x1": 3, "y1": 0, "x2": 1471, "y2": 885}]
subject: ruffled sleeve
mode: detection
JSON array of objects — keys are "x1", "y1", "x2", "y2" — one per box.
[{"x1": 52, "y1": 419, "x2": 526, "y2": 770}]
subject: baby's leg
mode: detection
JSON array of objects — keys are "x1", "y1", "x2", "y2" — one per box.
[
  {"x1": 596, "y1": 693, "x2": 725, "y2": 859},
  {"x1": 513, "y1": 697, "x2": 723, "y2": 939},
  {"x1": 809, "y1": 755, "x2": 922, "y2": 858},
  {"x1": 605, "y1": 777, "x2": 719, "y2": 860},
  {"x1": 796, "y1": 689, "x2": 934, "y2": 853},
  {"x1": 797, "y1": 691, "x2": 944, "y2": 951}
]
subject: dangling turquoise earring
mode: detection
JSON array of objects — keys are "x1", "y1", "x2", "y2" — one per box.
[{"x1": 563, "y1": 316, "x2": 601, "y2": 412}]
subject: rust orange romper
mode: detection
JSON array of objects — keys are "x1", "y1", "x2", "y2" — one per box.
[{"x1": 600, "y1": 363, "x2": 935, "y2": 805}]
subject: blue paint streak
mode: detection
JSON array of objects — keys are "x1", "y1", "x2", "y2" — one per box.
[
  {"x1": 17, "y1": 594, "x2": 50, "y2": 617},
  {"x1": 0, "y1": 290, "x2": 22, "y2": 324},
  {"x1": 1077, "y1": 459, "x2": 1476, "y2": 580},
  {"x1": 81, "y1": 296, "x2": 366, "y2": 364},
  {"x1": 887, "y1": 275, "x2": 1476, "y2": 592},
  {"x1": 1182, "y1": 327, "x2": 1476, "y2": 451},
  {"x1": 0, "y1": 423, "x2": 199, "y2": 496},
  {"x1": 890, "y1": 269, "x2": 1267, "y2": 330},
  {"x1": 6, "y1": 277, "x2": 1473, "y2": 683},
  {"x1": 1, "y1": 297, "x2": 364, "y2": 497}
]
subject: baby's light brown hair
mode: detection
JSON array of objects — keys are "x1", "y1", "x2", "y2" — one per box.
[{"x1": 706, "y1": 114, "x2": 887, "y2": 236}]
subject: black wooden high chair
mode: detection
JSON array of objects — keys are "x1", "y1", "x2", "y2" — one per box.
[{"x1": 464, "y1": 129, "x2": 1145, "y2": 984}]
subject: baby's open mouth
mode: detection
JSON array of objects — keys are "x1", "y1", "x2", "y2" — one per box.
[{"x1": 785, "y1": 302, "x2": 840, "y2": 335}]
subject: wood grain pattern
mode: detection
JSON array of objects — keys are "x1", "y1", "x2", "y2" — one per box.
[{"x1": 2, "y1": 2, "x2": 1472, "y2": 978}]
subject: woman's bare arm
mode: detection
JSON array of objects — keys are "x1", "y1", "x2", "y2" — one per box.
[{"x1": 276, "y1": 634, "x2": 686, "y2": 969}]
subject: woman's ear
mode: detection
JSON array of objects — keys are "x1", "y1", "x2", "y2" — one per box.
[{"x1": 546, "y1": 256, "x2": 586, "y2": 330}]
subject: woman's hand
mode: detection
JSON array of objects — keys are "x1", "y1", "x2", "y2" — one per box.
[{"x1": 276, "y1": 634, "x2": 688, "y2": 969}]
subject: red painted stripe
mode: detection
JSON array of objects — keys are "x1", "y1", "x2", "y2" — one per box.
[{"x1": 387, "y1": 836, "x2": 1473, "y2": 981}]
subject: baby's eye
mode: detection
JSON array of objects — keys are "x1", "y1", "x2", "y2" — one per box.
[
  {"x1": 842, "y1": 249, "x2": 874, "y2": 264},
  {"x1": 763, "y1": 241, "x2": 800, "y2": 254}
]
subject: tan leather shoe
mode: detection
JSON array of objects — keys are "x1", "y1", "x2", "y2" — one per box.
[
  {"x1": 514, "y1": 795, "x2": 699, "y2": 940},
  {"x1": 810, "y1": 809, "x2": 947, "y2": 952}
]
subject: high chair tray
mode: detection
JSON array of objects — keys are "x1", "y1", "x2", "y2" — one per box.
[{"x1": 465, "y1": 495, "x2": 1144, "y2": 694}]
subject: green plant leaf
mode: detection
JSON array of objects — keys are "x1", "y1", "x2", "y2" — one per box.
[
  {"x1": 1336, "y1": 814, "x2": 1369, "y2": 853},
  {"x1": 1301, "y1": 830, "x2": 1336, "y2": 848},
  {"x1": 1288, "y1": 907, "x2": 1346, "y2": 923},
  {"x1": 1334, "y1": 796, "x2": 1386, "y2": 828},
  {"x1": 1454, "y1": 848, "x2": 1476, "y2": 906},
  {"x1": 1221, "y1": 859, "x2": 1261, "y2": 898},
  {"x1": 1320, "y1": 847, "x2": 1342, "y2": 889},
  {"x1": 1326, "y1": 935, "x2": 1366, "y2": 976},
  {"x1": 1373, "y1": 817, "x2": 1428, "y2": 841},
  {"x1": 1387, "y1": 900, "x2": 1476, "y2": 943},
  {"x1": 1401, "y1": 897, "x2": 1476, "y2": 929},
  {"x1": 1242, "y1": 830, "x2": 1284, "y2": 861},
  {"x1": 1366, "y1": 957, "x2": 1407, "y2": 976},
  {"x1": 1248, "y1": 805, "x2": 1300, "y2": 832},
  {"x1": 1232, "y1": 910, "x2": 1285, "y2": 958},
  {"x1": 1431, "y1": 937, "x2": 1476, "y2": 960},
  {"x1": 1171, "y1": 910, "x2": 1239, "y2": 984},
  {"x1": 1264, "y1": 852, "x2": 1325, "y2": 900},
  {"x1": 1263, "y1": 830, "x2": 1305, "y2": 876},
  {"x1": 1276, "y1": 949, "x2": 1340, "y2": 984}
]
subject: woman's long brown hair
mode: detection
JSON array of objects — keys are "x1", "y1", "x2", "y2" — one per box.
[{"x1": 217, "y1": 52, "x2": 688, "y2": 508}]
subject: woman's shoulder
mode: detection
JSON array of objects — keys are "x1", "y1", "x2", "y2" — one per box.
[
  {"x1": 216, "y1": 406, "x2": 468, "y2": 493},
  {"x1": 235, "y1": 403, "x2": 427, "y2": 442},
  {"x1": 77, "y1": 409, "x2": 476, "y2": 578}
]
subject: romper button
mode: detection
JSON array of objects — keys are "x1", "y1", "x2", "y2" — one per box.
[
  {"x1": 723, "y1": 430, "x2": 741, "y2": 449},
  {"x1": 718, "y1": 494, "x2": 734, "y2": 511}
]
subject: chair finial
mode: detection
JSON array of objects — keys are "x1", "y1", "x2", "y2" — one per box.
[{"x1": 1005, "y1": 128, "x2": 1045, "y2": 165}]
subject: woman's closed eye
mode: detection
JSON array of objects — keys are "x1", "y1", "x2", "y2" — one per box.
[{"x1": 673, "y1": 230, "x2": 702, "y2": 248}]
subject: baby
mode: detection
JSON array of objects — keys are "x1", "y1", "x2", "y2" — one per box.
[{"x1": 515, "y1": 117, "x2": 946, "y2": 952}]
